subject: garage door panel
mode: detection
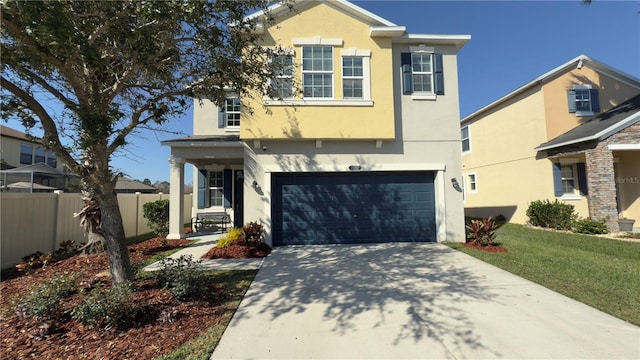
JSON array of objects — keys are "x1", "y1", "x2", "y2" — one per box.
[{"x1": 273, "y1": 172, "x2": 436, "y2": 245}]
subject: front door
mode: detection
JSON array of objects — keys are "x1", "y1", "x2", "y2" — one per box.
[{"x1": 234, "y1": 170, "x2": 244, "y2": 228}]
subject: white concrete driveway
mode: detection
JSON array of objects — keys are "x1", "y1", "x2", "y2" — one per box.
[{"x1": 211, "y1": 243, "x2": 640, "y2": 359}]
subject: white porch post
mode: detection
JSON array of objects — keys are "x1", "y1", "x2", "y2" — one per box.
[{"x1": 167, "y1": 155, "x2": 185, "y2": 239}]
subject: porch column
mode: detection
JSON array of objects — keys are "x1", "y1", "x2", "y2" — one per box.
[
  {"x1": 585, "y1": 147, "x2": 619, "y2": 232},
  {"x1": 167, "y1": 155, "x2": 185, "y2": 239}
]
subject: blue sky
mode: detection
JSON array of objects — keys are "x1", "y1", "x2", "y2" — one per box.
[{"x1": 4, "y1": 0, "x2": 639, "y2": 184}]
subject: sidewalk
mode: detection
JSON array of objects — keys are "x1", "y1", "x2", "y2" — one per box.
[{"x1": 143, "y1": 232, "x2": 264, "y2": 272}]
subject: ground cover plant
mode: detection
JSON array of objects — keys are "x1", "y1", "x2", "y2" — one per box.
[
  {"x1": 1, "y1": 237, "x2": 256, "y2": 359},
  {"x1": 448, "y1": 223, "x2": 640, "y2": 326},
  {"x1": 203, "y1": 222, "x2": 271, "y2": 259}
]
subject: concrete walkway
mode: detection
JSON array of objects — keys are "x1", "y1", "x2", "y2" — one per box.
[
  {"x1": 143, "y1": 233, "x2": 263, "y2": 271},
  {"x1": 211, "y1": 242, "x2": 640, "y2": 359}
]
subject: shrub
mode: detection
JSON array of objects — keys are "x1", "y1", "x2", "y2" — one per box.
[
  {"x1": 14, "y1": 274, "x2": 77, "y2": 321},
  {"x1": 155, "y1": 255, "x2": 207, "y2": 301},
  {"x1": 573, "y1": 218, "x2": 609, "y2": 235},
  {"x1": 526, "y1": 199, "x2": 577, "y2": 230},
  {"x1": 466, "y1": 217, "x2": 497, "y2": 246},
  {"x1": 243, "y1": 221, "x2": 265, "y2": 243},
  {"x1": 72, "y1": 282, "x2": 138, "y2": 329},
  {"x1": 143, "y1": 199, "x2": 170, "y2": 238},
  {"x1": 216, "y1": 227, "x2": 244, "y2": 248}
]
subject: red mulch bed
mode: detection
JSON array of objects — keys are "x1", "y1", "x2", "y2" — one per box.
[
  {"x1": 0, "y1": 238, "x2": 236, "y2": 360},
  {"x1": 202, "y1": 239, "x2": 271, "y2": 259},
  {"x1": 463, "y1": 242, "x2": 508, "y2": 253}
]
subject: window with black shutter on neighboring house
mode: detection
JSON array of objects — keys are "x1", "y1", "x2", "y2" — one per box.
[{"x1": 567, "y1": 85, "x2": 600, "y2": 116}]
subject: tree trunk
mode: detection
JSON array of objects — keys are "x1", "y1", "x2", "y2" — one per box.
[{"x1": 98, "y1": 190, "x2": 133, "y2": 283}]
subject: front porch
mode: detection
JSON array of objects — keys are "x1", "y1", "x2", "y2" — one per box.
[{"x1": 161, "y1": 135, "x2": 245, "y2": 239}]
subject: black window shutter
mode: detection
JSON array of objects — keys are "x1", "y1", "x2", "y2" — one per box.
[
  {"x1": 401, "y1": 52, "x2": 413, "y2": 94},
  {"x1": 434, "y1": 53, "x2": 445, "y2": 95},
  {"x1": 197, "y1": 169, "x2": 207, "y2": 209},
  {"x1": 589, "y1": 89, "x2": 600, "y2": 112},
  {"x1": 223, "y1": 169, "x2": 232, "y2": 208},
  {"x1": 577, "y1": 163, "x2": 589, "y2": 196},
  {"x1": 567, "y1": 90, "x2": 577, "y2": 113},
  {"x1": 218, "y1": 106, "x2": 225, "y2": 128},
  {"x1": 552, "y1": 163, "x2": 563, "y2": 197}
]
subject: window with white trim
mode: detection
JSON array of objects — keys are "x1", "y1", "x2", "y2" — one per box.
[
  {"x1": 561, "y1": 164, "x2": 576, "y2": 195},
  {"x1": 468, "y1": 173, "x2": 477, "y2": 193},
  {"x1": 208, "y1": 171, "x2": 224, "y2": 207},
  {"x1": 412, "y1": 53, "x2": 433, "y2": 93},
  {"x1": 302, "y1": 46, "x2": 333, "y2": 98},
  {"x1": 224, "y1": 98, "x2": 241, "y2": 128},
  {"x1": 461, "y1": 126, "x2": 470, "y2": 153},
  {"x1": 567, "y1": 85, "x2": 600, "y2": 116},
  {"x1": 271, "y1": 55, "x2": 294, "y2": 99},
  {"x1": 342, "y1": 57, "x2": 363, "y2": 99}
]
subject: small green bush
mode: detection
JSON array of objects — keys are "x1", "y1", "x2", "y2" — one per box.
[
  {"x1": 466, "y1": 217, "x2": 497, "y2": 246},
  {"x1": 72, "y1": 282, "x2": 138, "y2": 329},
  {"x1": 14, "y1": 274, "x2": 77, "y2": 321},
  {"x1": 155, "y1": 255, "x2": 207, "y2": 301},
  {"x1": 526, "y1": 199, "x2": 577, "y2": 230},
  {"x1": 143, "y1": 199, "x2": 170, "y2": 238},
  {"x1": 573, "y1": 218, "x2": 609, "y2": 235},
  {"x1": 216, "y1": 228, "x2": 243, "y2": 248}
]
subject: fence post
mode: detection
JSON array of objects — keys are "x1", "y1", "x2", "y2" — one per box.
[{"x1": 52, "y1": 190, "x2": 63, "y2": 252}]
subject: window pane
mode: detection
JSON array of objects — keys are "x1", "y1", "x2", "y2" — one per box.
[
  {"x1": 20, "y1": 144, "x2": 33, "y2": 164},
  {"x1": 413, "y1": 74, "x2": 432, "y2": 92},
  {"x1": 47, "y1": 151, "x2": 57, "y2": 168},
  {"x1": 412, "y1": 53, "x2": 432, "y2": 73},
  {"x1": 34, "y1": 147, "x2": 46, "y2": 164},
  {"x1": 462, "y1": 139, "x2": 470, "y2": 152},
  {"x1": 461, "y1": 127, "x2": 469, "y2": 139},
  {"x1": 343, "y1": 79, "x2": 363, "y2": 99},
  {"x1": 303, "y1": 74, "x2": 332, "y2": 98},
  {"x1": 575, "y1": 89, "x2": 591, "y2": 112}
]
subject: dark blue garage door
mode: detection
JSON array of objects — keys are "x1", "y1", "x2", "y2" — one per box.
[{"x1": 272, "y1": 171, "x2": 436, "y2": 246}]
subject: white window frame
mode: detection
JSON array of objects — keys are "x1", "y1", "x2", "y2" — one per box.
[
  {"x1": 224, "y1": 98, "x2": 241, "y2": 128},
  {"x1": 340, "y1": 49, "x2": 371, "y2": 101},
  {"x1": 573, "y1": 84, "x2": 594, "y2": 117},
  {"x1": 461, "y1": 126, "x2": 471, "y2": 154},
  {"x1": 467, "y1": 172, "x2": 478, "y2": 194},
  {"x1": 408, "y1": 45, "x2": 436, "y2": 100},
  {"x1": 301, "y1": 45, "x2": 334, "y2": 99},
  {"x1": 342, "y1": 57, "x2": 364, "y2": 99},
  {"x1": 271, "y1": 53, "x2": 294, "y2": 99},
  {"x1": 208, "y1": 171, "x2": 224, "y2": 207},
  {"x1": 559, "y1": 158, "x2": 582, "y2": 200}
]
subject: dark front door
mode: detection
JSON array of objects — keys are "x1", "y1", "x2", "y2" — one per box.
[
  {"x1": 234, "y1": 170, "x2": 244, "y2": 228},
  {"x1": 272, "y1": 171, "x2": 436, "y2": 246}
]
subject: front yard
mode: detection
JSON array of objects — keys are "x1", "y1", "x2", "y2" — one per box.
[{"x1": 448, "y1": 223, "x2": 640, "y2": 326}]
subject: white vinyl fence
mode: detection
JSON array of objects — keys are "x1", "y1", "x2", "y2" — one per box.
[{"x1": 1, "y1": 192, "x2": 192, "y2": 269}]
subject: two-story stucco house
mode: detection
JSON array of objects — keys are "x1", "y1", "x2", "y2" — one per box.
[
  {"x1": 0, "y1": 125, "x2": 70, "y2": 191},
  {"x1": 461, "y1": 55, "x2": 640, "y2": 231},
  {"x1": 163, "y1": 0, "x2": 470, "y2": 246}
]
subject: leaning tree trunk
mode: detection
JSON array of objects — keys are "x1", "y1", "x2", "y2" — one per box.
[{"x1": 98, "y1": 190, "x2": 133, "y2": 283}]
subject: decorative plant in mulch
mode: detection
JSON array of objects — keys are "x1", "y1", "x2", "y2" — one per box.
[
  {"x1": 202, "y1": 222, "x2": 271, "y2": 259},
  {"x1": 464, "y1": 217, "x2": 507, "y2": 253}
]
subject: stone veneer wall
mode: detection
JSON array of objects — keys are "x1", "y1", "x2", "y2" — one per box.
[{"x1": 585, "y1": 122, "x2": 640, "y2": 232}]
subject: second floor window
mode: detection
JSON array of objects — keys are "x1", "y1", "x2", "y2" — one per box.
[
  {"x1": 225, "y1": 98, "x2": 241, "y2": 128},
  {"x1": 272, "y1": 55, "x2": 294, "y2": 99},
  {"x1": 567, "y1": 86, "x2": 600, "y2": 116},
  {"x1": 342, "y1": 57, "x2": 363, "y2": 99},
  {"x1": 461, "y1": 126, "x2": 470, "y2": 153},
  {"x1": 411, "y1": 53, "x2": 433, "y2": 93},
  {"x1": 20, "y1": 144, "x2": 32, "y2": 164},
  {"x1": 302, "y1": 46, "x2": 333, "y2": 98}
]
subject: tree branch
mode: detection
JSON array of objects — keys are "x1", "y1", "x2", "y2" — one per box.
[{"x1": 1, "y1": 75, "x2": 79, "y2": 170}]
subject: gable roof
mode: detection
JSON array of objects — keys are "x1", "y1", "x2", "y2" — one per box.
[
  {"x1": 247, "y1": 0, "x2": 397, "y2": 27},
  {"x1": 115, "y1": 177, "x2": 157, "y2": 192},
  {"x1": 461, "y1": 55, "x2": 640, "y2": 125},
  {"x1": 535, "y1": 94, "x2": 640, "y2": 151}
]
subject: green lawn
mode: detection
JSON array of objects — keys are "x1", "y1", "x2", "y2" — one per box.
[{"x1": 447, "y1": 223, "x2": 640, "y2": 326}]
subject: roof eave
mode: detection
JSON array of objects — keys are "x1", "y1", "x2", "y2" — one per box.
[{"x1": 392, "y1": 34, "x2": 471, "y2": 51}]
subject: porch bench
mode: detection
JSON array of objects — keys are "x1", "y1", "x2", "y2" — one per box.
[{"x1": 191, "y1": 211, "x2": 231, "y2": 233}]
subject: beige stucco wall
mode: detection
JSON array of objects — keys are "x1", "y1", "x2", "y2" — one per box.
[
  {"x1": 0, "y1": 136, "x2": 23, "y2": 168},
  {"x1": 462, "y1": 87, "x2": 590, "y2": 223},
  {"x1": 615, "y1": 150, "x2": 640, "y2": 221},
  {"x1": 241, "y1": 1, "x2": 395, "y2": 140}
]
